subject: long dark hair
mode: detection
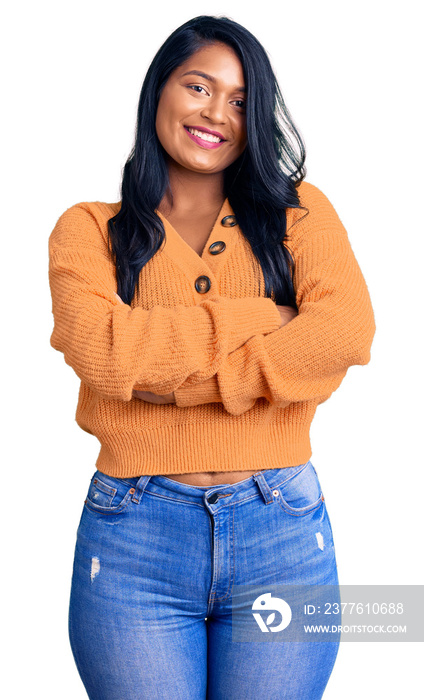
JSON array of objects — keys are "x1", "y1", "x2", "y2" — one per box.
[{"x1": 107, "y1": 15, "x2": 307, "y2": 306}]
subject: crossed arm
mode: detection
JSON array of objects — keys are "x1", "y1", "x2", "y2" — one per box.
[
  {"x1": 49, "y1": 187, "x2": 375, "y2": 411},
  {"x1": 129, "y1": 299, "x2": 298, "y2": 404},
  {"x1": 48, "y1": 202, "x2": 285, "y2": 402},
  {"x1": 130, "y1": 188, "x2": 375, "y2": 413}
]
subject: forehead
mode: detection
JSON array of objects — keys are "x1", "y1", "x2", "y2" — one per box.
[{"x1": 172, "y1": 42, "x2": 245, "y2": 86}]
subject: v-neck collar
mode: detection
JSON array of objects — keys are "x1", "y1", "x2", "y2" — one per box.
[
  {"x1": 106, "y1": 195, "x2": 309, "y2": 283},
  {"x1": 156, "y1": 198, "x2": 239, "y2": 282}
]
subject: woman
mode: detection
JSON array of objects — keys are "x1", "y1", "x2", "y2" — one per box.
[{"x1": 48, "y1": 15, "x2": 375, "y2": 700}]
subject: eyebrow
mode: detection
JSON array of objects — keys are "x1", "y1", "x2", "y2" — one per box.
[{"x1": 181, "y1": 70, "x2": 246, "y2": 93}]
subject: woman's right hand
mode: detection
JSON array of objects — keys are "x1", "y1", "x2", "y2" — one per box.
[{"x1": 276, "y1": 304, "x2": 298, "y2": 327}]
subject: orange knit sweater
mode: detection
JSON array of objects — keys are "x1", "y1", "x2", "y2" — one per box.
[{"x1": 48, "y1": 181, "x2": 376, "y2": 478}]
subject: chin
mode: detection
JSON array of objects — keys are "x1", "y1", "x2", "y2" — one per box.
[{"x1": 184, "y1": 160, "x2": 222, "y2": 174}]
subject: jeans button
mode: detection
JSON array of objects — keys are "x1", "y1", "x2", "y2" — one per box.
[{"x1": 207, "y1": 493, "x2": 219, "y2": 504}]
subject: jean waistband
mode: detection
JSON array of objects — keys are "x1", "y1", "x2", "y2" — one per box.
[{"x1": 125, "y1": 462, "x2": 312, "y2": 508}]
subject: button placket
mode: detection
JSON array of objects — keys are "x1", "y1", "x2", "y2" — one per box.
[
  {"x1": 157, "y1": 199, "x2": 238, "y2": 288},
  {"x1": 193, "y1": 209, "x2": 237, "y2": 292}
]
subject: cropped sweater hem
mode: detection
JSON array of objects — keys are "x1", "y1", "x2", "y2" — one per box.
[{"x1": 91, "y1": 418, "x2": 314, "y2": 478}]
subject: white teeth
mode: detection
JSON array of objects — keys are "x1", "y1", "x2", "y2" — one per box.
[{"x1": 187, "y1": 127, "x2": 222, "y2": 143}]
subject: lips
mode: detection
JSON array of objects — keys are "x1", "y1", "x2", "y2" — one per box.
[
  {"x1": 183, "y1": 125, "x2": 227, "y2": 150},
  {"x1": 184, "y1": 125, "x2": 226, "y2": 140}
]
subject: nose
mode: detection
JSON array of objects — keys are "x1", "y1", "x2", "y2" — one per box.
[{"x1": 200, "y1": 94, "x2": 227, "y2": 125}]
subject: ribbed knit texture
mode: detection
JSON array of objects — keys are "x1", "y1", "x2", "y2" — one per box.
[{"x1": 48, "y1": 181, "x2": 376, "y2": 477}]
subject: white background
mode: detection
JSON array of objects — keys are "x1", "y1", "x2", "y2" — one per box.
[{"x1": 2, "y1": 0, "x2": 423, "y2": 697}]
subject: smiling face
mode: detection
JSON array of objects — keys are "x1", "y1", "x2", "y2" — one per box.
[{"x1": 155, "y1": 42, "x2": 247, "y2": 176}]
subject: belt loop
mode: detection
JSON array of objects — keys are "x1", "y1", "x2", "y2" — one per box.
[
  {"x1": 252, "y1": 471, "x2": 274, "y2": 504},
  {"x1": 130, "y1": 475, "x2": 152, "y2": 504}
]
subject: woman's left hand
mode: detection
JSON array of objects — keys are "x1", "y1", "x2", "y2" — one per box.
[{"x1": 132, "y1": 389, "x2": 176, "y2": 404}]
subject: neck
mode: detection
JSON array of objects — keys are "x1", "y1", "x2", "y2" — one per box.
[{"x1": 158, "y1": 160, "x2": 225, "y2": 217}]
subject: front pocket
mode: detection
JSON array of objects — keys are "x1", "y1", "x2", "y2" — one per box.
[
  {"x1": 275, "y1": 461, "x2": 324, "y2": 516},
  {"x1": 87, "y1": 477, "x2": 117, "y2": 507},
  {"x1": 84, "y1": 471, "x2": 135, "y2": 514}
]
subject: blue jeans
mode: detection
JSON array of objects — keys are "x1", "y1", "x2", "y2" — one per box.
[{"x1": 69, "y1": 461, "x2": 340, "y2": 699}]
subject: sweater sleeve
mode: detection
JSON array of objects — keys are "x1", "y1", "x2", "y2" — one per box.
[
  {"x1": 174, "y1": 184, "x2": 376, "y2": 415},
  {"x1": 48, "y1": 202, "x2": 283, "y2": 402}
]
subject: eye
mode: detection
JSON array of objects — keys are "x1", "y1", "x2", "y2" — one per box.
[
  {"x1": 232, "y1": 99, "x2": 246, "y2": 110},
  {"x1": 187, "y1": 84, "x2": 208, "y2": 95}
]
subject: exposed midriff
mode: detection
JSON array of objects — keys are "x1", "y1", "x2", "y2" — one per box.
[{"x1": 163, "y1": 469, "x2": 263, "y2": 486}]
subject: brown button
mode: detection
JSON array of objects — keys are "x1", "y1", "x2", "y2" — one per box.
[
  {"x1": 129, "y1": 488, "x2": 136, "y2": 494},
  {"x1": 209, "y1": 241, "x2": 226, "y2": 255},
  {"x1": 221, "y1": 215, "x2": 237, "y2": 227},
  {"x1": 195, "y1": 276, "x2": 211, "y2": 293}
]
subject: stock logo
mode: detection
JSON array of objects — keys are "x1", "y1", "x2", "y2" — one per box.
[{"x1": 252, "y1": 593, "x2": 292, "y2": 633}]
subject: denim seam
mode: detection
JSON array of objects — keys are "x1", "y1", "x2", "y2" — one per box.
[
  {"x1": 272, "y1": 462, "x2": 311, "y2": 490},
  {"x1": 276, "y1": 495, "x2": 325, "y2": 517},
  {"x1": 84, "y1": 490, "x2": 134, "y2": 514},
  {"x1": 209, "y1": 505, "x2": 235, "y2": 603}
]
